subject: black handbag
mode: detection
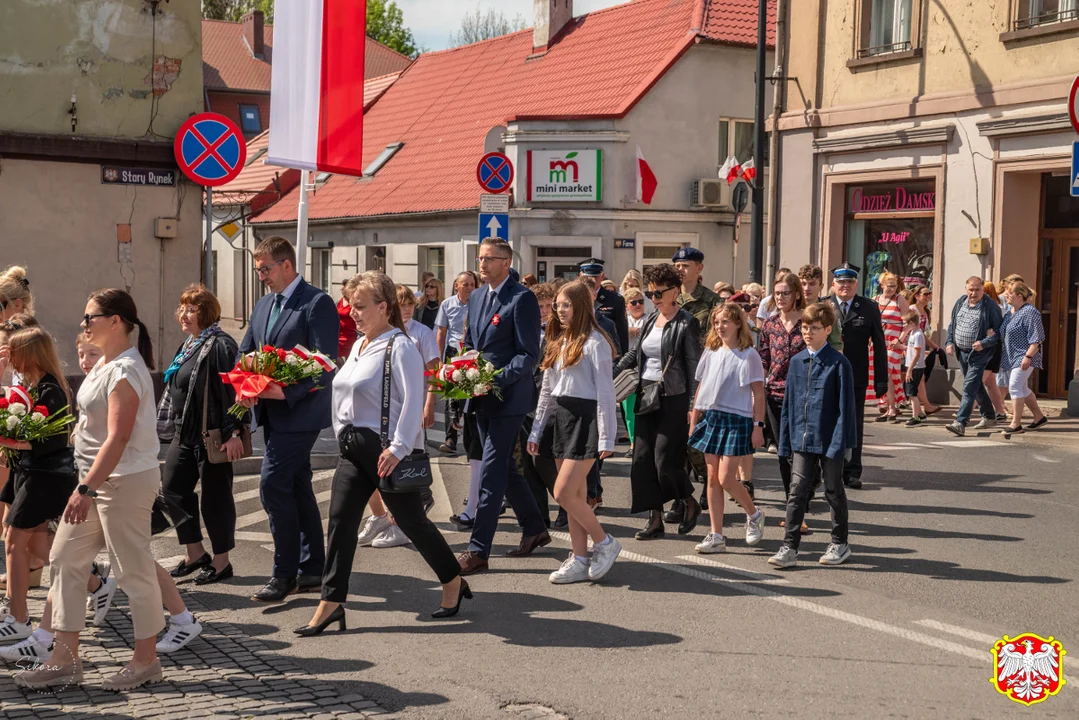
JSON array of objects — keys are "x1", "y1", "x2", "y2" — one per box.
[
  {"x1": 378, "y1": 334, "x2": 433, "y2": 494},
  {"x1": 636, "y1": 338, "x2": 676, "y2": 415}
]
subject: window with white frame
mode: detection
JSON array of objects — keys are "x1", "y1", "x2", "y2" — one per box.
[
  {"x1": 858, "y1": 0, "x2": 914, "y2": 57},
  {"x1": 718, "y1": 119, "x2": 769, "y2": 167},
  {"x1": 1016, "y1": 0, "x2": 1078, "y2": 29},
  {"x1": 311, "y1": 248, "x2": 332, "y2": 293},
  {"x1": 424, "y1": 246, "x2": 446, "y2": 285}
]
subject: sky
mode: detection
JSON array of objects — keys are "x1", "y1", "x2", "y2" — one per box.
[{"x1": 396, "y1": 0, "x2": 630, "y2": 52}]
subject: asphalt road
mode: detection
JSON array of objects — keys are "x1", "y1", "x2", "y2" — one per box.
[{"x1": 144, "y1": 415, "x2": 1078, "y2": 720}]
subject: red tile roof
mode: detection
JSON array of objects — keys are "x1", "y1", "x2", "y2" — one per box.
[
  {"x1": 363, "y1": 72, "x2": 403, "y2": 109},
  {"x1": 254, "y1": 0, "x2": 773, "y2": 224},
  {"x1": 213, "y1": 131, "x2": 300, "y2": 214},
  {"x1": 202, "y1": 19, "x2": 412, "y2": 93}
]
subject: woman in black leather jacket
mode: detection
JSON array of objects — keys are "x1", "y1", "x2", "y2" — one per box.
[
  {"x1": 160, "y1": 285, "x2": 247, "y2": 585},
  {"x1": 614, "y1": 263, "x2": 702, "y2": 540}
]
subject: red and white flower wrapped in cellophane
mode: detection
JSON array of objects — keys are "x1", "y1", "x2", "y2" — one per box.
[
  {"x1": 0, "y1": 385, "x2": 75, "y2": 465},
  {"x1": 219, "y1": 344, "x2": 335, "y2": 418},
  {"x1": 426, "y1": 350, "x2": 503, "y2": 401}
]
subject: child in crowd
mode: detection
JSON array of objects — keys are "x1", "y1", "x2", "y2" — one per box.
[
  {"x1": 688, "y1": 303, "x2": 766, "y2": 553},
  {"x1": 902, "y1": 310, "x2": 927, "y2": 427},
  {"x1": 770, "y1": 303, "x2": 857, "y2": 569}
]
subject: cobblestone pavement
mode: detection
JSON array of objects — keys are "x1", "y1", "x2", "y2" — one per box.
[{"x1": 0, "y1": 582, "x2": 387, "y2": 719}]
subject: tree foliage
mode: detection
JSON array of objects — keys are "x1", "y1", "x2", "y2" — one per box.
[
  {"x1": 367, "y1": 0, "x2": 423, "y2": 58},
  {"x1": 449, "y1": 5, "x2": 529, "y2": 47},
  {"x1": 202, "y1": 0, "x2": 273, "y2": 23}
]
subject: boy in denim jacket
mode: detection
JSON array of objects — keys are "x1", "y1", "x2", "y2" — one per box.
[{"x1": 769, "y1": 303, "x2": 859, "y2": 568}]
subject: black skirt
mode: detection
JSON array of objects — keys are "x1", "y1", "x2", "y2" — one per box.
[
  {"x1": 541, "y1": 396, "x2": 599, "y2": 460},
  {"x1": 5, "y1": 468, "x2": 77, "y2": 529}
]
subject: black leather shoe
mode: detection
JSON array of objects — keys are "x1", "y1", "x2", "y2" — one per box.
[
  {"x1": 170, "y1": 553, "x2": 212, "y2": 578},
  {"x1": 699, "y1": 491, "x2": 708, "y2": 511},
  {"x1": 664, "y1": 499, "x2": 685, "y2": 524},
  {"x1": 742, "y1": 481, "x2": 755, "y2": 500},
  {"x1": 552, "y1": 508, "x2": 568, "y2": 528},
  {"x1": 296, "y1": 574, "x2": 322, "y2": 593},
  {"x1": 194, "y1": 564, "x2": 233, "y2": 586},
  {"x1": 251, "y1": 577, "x2": 298, "y2": 603},
  {"x1": 450, "y1": 514, "x2": 474, "y2": 530},
  {"x1": 635, "y1": 511, "x2": 665, "y2": 541},
  {"x1": 844, "y1": 478, "x2": 863, "y2": 489},
  {"x1": 432, "y1": 580, "x2": 473, "y2": 619},
  {"x1": 678, "y1": 496, "x2": 702, "y2": 535},
  {"x1": 294, "y1": 605, "x2": 346, "y2": 636}
]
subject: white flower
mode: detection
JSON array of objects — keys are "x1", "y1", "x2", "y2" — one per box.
[
  {"x1": 30, "y1": 412, "x2": 45, "y2": 424},
  {"x1": 466, "y1": 367, "x2": 480, "y2": 380},
  {"x1": 451, "y1": 369, "x2": 464, "y2": 383},
  {"x1": 483, "y1": 361, "x2": 494, "y2": 372},
  {"x1": 8, "y1": 403, "x2": 26, "y2": 417},
  {"x1": 472, "y1": 383, "x2": 489, "y2": 396},
  {"x1": 285, "y1": 354, "x2": 301, "y2": 366},
  {"x1": 5, "y1": 416, "x2": 19, "y2": 432}
]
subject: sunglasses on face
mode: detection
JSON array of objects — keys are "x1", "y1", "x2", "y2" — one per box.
[
  {"x1": 82, "y1": 313, "x2": 112, "y2": 326},
  {"x1": 628, "y1": 299, "x2": 645, "y2": 307},
  {"x1": 644, "y1": 287, "x2": 675, "y2": 300}
]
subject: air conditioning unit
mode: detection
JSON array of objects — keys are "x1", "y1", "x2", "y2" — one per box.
[{"x1": 691, "y1": 178, "x2": 730, "y2": 209}]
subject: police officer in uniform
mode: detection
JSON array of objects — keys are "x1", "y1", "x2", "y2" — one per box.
[
  {"x1": 827, "y1": 262, "x2": 888, "y2": 489},
  {"x1": 579, "y1": 258, "x2": 629, "y2": 355}
]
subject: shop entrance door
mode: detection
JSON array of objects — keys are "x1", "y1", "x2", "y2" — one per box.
[
  {"x1": 534, "y1": 246, "x2": 592, "y2": 283},
  {"x1": 1038, "y1": 230, "x2": 1079, "y2": 398}
]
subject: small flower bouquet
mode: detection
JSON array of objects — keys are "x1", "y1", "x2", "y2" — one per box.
[
  {"x1": 0, "y1": 386, "x2": 75, "y2": 465},
  {"x1": 219, "y1": 345, "x2": 335, "y2": 418},
  {"x1": 426, "y1": 350, "x2": 503, "y2": 401}
]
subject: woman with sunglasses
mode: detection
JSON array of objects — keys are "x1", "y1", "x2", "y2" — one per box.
[
  {"x1": 415, "y1": 277, "x2": 443, "y2": 330},
  {"x1": 622, "y1": 287, "x2": 648, "y2": 459},
  {"x1": 614, "y1": 263, "x2": 702, "y2": 540},
  {"x1": 620, "y1": 269, "x2": 653, "y2": 313}
]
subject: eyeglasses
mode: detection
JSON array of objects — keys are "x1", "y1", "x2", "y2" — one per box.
[
  {"x1": 255, "y1": 259, "x2": 284, "y2": 276},
  {"x1": 644, "y1": 287, "x2": 675, "y2": 300},
  {"x1": 554, "y1": 302, "x2": 573, "y2": 311},
  {"x1": 82, "y1": 313, "x2": 112, "y2": 326},
  {"x1": 628, "y1": 299, "x2": 645, "y2": 307},
  {"x1": 477, "y1": 255, "x2": 510, "y2": 264},
  {"x1": 801, "y1": 324, "x2": 826, "y2": 334},
  {"x1": 425, "y1": 284, "x2": 438, "y2": 289},
  {"x1": 773, "y1": 290, "x2": 792, "y2": 298}
]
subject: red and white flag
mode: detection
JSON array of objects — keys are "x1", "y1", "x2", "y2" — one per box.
[
  {"x1": 636, "y1": 145, "x2": 658, "y2": 205},
  {"x1": 719, "y1": 155, "x2": 741, "y2": 185},
  {"x1": 268, "y1": 0, "x2": 367, "y2": 175},
  {"x1": 740, "y1": 158, "x2": 757, "y2": 183}
]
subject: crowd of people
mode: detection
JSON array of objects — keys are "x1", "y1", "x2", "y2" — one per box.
[{"x1": 0, "y1": 239, "x2": 1049, "y2": 690}]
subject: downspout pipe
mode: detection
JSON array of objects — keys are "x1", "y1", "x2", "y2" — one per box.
[{"x1": 764, "y1": 0, "x2": 788, "y2": 292}]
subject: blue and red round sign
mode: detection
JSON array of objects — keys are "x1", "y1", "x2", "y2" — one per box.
[
  {"x1": 174, "y1": 112, "x2": 247, "y2": 187},
  {"x1": 477, "y1": 151, "x2": 513, "y2": 194}
]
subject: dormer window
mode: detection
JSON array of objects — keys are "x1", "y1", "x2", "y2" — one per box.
[{"x1": 363, "y1": 143, "x2": 404, "y2": 177}]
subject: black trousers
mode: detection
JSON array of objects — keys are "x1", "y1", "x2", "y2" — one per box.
[
  {"x1": 443, "y1": 349, "x2": 461, "y2": 445},
  {"x1": 323, "y1": 428, "x2": 460, "y2": 603},
  {"x1": 843, "y1": 385, "x2": 868, "y2": 482},
  {"x1": 630, "y1": 387, "x2": 692, "y2": 514},
  {"x1": 519, "y1": 414, "x2": 556, "y2": 522},
  {"x1": 783, "y1": 452, "x2": 848, "y2": 550},
  {"x1": 162, "y1": 437, "x2": 236, "y2": 555}
]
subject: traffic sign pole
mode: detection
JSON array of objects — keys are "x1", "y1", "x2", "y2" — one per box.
[{"x1": 205, "y1": 187, "x2": 214, "y2": 293}]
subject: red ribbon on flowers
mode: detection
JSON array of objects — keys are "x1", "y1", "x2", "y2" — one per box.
[{"x1": 220, "y1": 364, "x2": 281, "y2": 402}]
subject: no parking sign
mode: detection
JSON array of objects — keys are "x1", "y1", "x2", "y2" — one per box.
[{"x1": 174, "y1": 113, "x2": 247, "y2": 187}]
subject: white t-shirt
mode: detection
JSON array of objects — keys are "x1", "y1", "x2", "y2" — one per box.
[
  {"x1": 905, "y1": 329, "x2": 926, "y2": 369},
  {"x1": 640, "y1": 324, "x2": 664, "y2": 382},
  {"x1": 529, "y1": 331, "x2": 617, "y2": 452},
  {"x1": 694, "y1": 346, "x2": 765, "y2": 418},
  {"x1": 757, "y1": 296, "x2": 777, "y2": 321},
  {"x1": 405, "y1": 318, "x2": 440, "y2": 366},
  {"x1": 74, "y1": 347, "x2": 160, "y2": 477}
]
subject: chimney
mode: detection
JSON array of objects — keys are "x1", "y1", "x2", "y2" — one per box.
[
  {"x1": 243, "y1": 10, "x2": 265, "y2": 59},
  {"x1": 533, "y1": 0, "x2": 573, "y2": 54}
]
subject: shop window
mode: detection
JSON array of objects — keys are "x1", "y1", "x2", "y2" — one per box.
[
  {"x1": 238, "y1": 104, "x2": 262, "y2": 134},
  {"x1": 856, "y1": 0, "x2": 917, "y2": 58},
  {"x1": 1015, "y1": 0, "x2": 1078, "y2": 30},
  {"x1": 844, "y1": 181, "x2": 936, "y2": 298},
  {"x1": 1042, "y1": 174, "x2": 1079, "y2": 228}
]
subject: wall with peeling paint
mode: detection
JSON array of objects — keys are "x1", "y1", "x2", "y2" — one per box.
[{"x1": 0, "y1": 0, "x2": 203, "y2": 137}]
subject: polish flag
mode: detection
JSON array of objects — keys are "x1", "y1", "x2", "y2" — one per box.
[
  {"x1": 740, "y1": 158, "x2": 757, "y2": 183},
  {"x1": 268, "y1": 0, "x2": 367, "y2": 175},
  {"x1": 636, "y1": 145, "x2": 658, "y2": 204},
  {"x1": 719, "y1": 155, "x2": 741, "y2": 185}
]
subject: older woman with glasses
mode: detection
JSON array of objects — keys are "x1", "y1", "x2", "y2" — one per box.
[
  {"x1": 415, "y1": 277, "x2": 443, "y2": 330},
  {"x1": 614, "y1": 263, "x2": 702, "y2": 540},
  {"x1": 1000, "y1": 283, "x2": 1047, "y2": 436}
]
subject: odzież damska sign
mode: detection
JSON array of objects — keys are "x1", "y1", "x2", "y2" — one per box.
[
  {"x1": 527, "y1": 149, "x2": 602, "y2": 202},
  {"x1": 849, "y1": 185, "x2": 935, "y2": 214},
  {"x1": 101, "y1": 166, "x2": 177, "y2": 187}
]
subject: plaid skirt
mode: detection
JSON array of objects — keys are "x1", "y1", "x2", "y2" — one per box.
[{"x1": 689, "y1": 409, "x2": 753, "y2": 457}]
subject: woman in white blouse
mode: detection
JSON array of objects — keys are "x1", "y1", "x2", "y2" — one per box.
[
  {"x1": 527, "y1": 281, "x2": 621, "y2": 584},
  {"x1": 297, "y1": 272, "x2": 469, "y2": 637}
]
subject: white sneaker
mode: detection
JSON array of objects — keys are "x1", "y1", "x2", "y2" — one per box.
[
  {"x1": 588, "y1": 537, "x2": 622, "y2": 581},
  {"x1": 357, "y1": 514, "x2": 392, "y2": 546},
  {"x1": 0, "y1": 596, "x2": 10, "y2": 619},
  {"x1": 819, "y1": 543, "x2": 852, "y2": 566},
  {"x1": 156, "y1": 619, "x2": 203, "y2": 654},
  {"x1": 695, "y1": 532, "x2": 726, "y2": 554},
  {"x1": 0, "y1": 635, "x2": 50, "y2": 662},
  {"x1": 87, "y1": 559, "x2": 112, "y2": 612},
  {"x1": 371, "y1": 525, "x2": 411, "y2": 548},
  {"x1": 549, "y1": 554, "x2": 590, "y2": 584},
  {"x1": 0, "y1": 616, "x2": 33, "y2": 643},
  {"x1": 973, "y1": 417, "x2": 996, "y2": 430},
  {"x1": 90, "y1": 577, "x2": 118, "y2": 627},
  {"x1": 745, "y1": 509, "x2": 765, "y2": 546},
  {"x1": 768, "y1": 545, "x2": 798, "y2": 568}
]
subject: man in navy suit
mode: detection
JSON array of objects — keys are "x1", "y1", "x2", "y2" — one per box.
[
  {"x1": 456, "y1": 239, "x2": 550, "y2": 575},
  {"x1": 239, "y1": 237, "x2": 339, "y2": 602}
]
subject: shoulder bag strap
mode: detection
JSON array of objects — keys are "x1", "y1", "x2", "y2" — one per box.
[
  {"x1": 657, "y1": 318, "x2": 677, "y2": 381},
  {"x1": 380, "y1": 333, "x2": 397, "y2": 450},
  {"x1": 200, "y1": 337, "x2": 217, "y2": 436}
]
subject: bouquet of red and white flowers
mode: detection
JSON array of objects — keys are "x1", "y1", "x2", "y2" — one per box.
[
  {"x1": 219, "y1": 344, "x2": 335, "y2": 418},
  {"x1": 0, "y1": 385, "x2": 75, "y2": 465},
  {"x1": 426, "y1": 350, "x2": 503, "y2": 401}
]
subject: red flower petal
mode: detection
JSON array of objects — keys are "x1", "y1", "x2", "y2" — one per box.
[
  {"x1": 33, "y1": 405, "x2": 48, "y2": 417},
  {"x1": 262, "y1": 345, "x2": 275, "y2": 353}
]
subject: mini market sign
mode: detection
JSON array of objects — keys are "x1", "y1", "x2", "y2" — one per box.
[{"x1": 527, "y1": 149, "x2": 602, "y2": 202}]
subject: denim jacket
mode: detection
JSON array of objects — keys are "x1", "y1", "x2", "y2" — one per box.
[
  {"x1": 779, "y1": 344, "x2": 858, "y2": 460},
  {"x1": 945, "y1": 295, "x2": 1003, "y2": 350}
]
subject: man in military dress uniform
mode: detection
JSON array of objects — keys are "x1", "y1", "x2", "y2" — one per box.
[{"x1": 579, "y1": 258, "x2": 629, "y2": 355}]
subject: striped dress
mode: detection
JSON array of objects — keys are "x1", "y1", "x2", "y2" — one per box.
[{"x1": 867, "y1": 296, "x2": 907, "y2": 406}]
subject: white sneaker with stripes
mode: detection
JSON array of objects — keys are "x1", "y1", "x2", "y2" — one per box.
[
  {"x1": 90, "y1": 577, "x2": 118, "y2": 627},
  {"x1": 87, "y1": 559, "x2": 112, "y2": 613},
  {"x1": 0, "y1": 635, "x2": 50, "y2": 662},
  {"x1": 155, "y1": 619, "x2": 203, "y2": 654},
  {"x1": 0, "y1": 616, "x2": 33, "y2": 643}
]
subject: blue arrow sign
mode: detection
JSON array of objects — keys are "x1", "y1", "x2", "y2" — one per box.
[
  {"x1": 479, "y1": 212, "x2": 509, "y2": 242},
  {"x1": 1072, "y1": 141, "x2": 1079, "y2": 198}
]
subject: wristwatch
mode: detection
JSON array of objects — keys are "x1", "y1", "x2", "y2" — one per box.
[
  {"x1": 754, "y1": 421, "x2": 766, "y2": 429},
  {"x1": 230, "y1": 429, "x2": 242, "y2": 439},
  {"x1": 77, "y1": 483, "x2": 98, "y2": 498}
]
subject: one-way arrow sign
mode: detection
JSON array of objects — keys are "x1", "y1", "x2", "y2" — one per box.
[{"x1": 478, "y1": 212, "x2": 509, "y2": 242}]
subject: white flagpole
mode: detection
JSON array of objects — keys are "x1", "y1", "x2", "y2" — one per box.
[{"x1": 296, "y1": 169, "x2": 310, "y2": 275}]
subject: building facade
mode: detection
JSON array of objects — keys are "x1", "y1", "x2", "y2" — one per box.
[
  {"x1": 0, "y1": 0, "x2": 205, "y2": 371},
  {"x1": 247, "y1": 0, "x2": 774, "y2": 301},
  {"x1": 775, "y1": 0, "x2": 1079, "y2": 400}
]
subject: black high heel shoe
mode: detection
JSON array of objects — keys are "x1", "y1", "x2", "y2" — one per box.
[
  {"x1": 432, "y1": 580, "x2": 472, "y2": 619},
  {"x1": 635, "y1": 510, "x2": 665, "y2": 540},
  {"x1": 294, "y1": 605, "x2": 346, "y2": 636}
]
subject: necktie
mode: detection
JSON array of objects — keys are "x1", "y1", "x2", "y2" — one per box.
[
  {"x1": 481, "y1": 290, "x2": 494, "y2": 322},
  {"x1": 267, "y1": 294, "x2": 285, "y2": 335},
  {"x1": 841, "y1": 301, "x2": 850, "y2": 318}
]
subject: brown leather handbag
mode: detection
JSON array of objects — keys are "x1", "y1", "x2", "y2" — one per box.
[{"x1": 202, "y1": 359, "x2": 252, "y2": 464}]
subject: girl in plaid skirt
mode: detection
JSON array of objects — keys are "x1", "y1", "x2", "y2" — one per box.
[{"x1": 688, "y1": 303, "x2": 767, "y2": 553}]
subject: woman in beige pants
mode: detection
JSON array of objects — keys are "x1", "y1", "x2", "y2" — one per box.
[{"x1": 15, "y1": 289, "x2": 166, "y2": 691}]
